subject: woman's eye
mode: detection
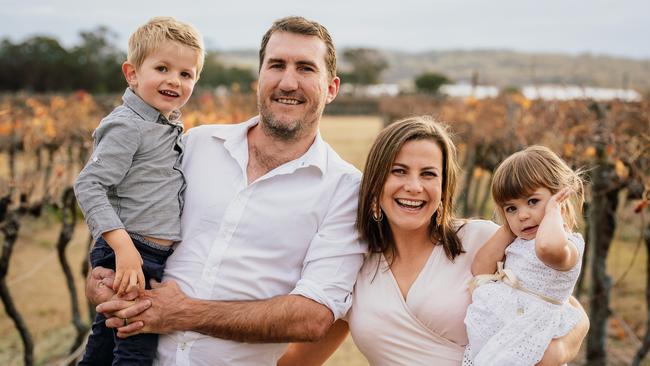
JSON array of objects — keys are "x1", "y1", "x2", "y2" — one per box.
[{"x1": 392, "y1": 168, "x2": 406, "y2": 175}]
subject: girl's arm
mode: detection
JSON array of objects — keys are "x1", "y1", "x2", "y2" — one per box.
[
  {"x1": 535, "y1": 188, "x2": 579, "y2": 271},
  {"x1": 471, "y1": 225, "x2": 515, "y2": 275},
  {"x1": 277, "y1": 319, "x2": 350, "y2": 366}
]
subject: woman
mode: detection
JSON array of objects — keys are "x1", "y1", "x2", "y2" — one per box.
[{"x1": 279, "y1": 116, "x2": 588, "y2": 365}]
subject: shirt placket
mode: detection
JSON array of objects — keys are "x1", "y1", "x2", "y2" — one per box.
[{"x1": 196, "y1": 186, "x2": 253, "y2": 298}]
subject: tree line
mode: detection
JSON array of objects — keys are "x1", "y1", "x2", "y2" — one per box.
[
  {"x1": 1, "y1": 28, "x2": 452, "y2": 95},
  {"x1": 0, "y1": 26, "x2": 256, "y2": 93}
]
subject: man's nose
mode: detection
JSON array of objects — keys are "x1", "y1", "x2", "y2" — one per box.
[{"x1": 278, "y1": 69, "x2": 298, "y2": 91}]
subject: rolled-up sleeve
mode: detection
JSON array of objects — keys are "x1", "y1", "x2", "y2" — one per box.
[
  {"x1": 290, "y1": 173, "x2": 367, "y2": 320},
  {"x1": 73, "y1": 118, "x2": 141, "y2": 239}
]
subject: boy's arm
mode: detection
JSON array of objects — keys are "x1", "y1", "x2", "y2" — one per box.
[
  {"x1": 535, "y1": 188, "x2": 579, "y2": 271},
  {"x1": 102, "y1": 229, "x2": 144, "y2": 295},
  {"x1": 471, "y1": 225, "x2": 515, "y2": 275},
  {"x1": 74, "y1": 118, "x2": 141, "y2": 240},
  {"x1": 75, "y1": 118, "x2": 145, "y2": 294}
]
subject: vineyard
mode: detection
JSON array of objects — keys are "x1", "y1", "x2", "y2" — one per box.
[{"x1": 0, "y1": 91, "x2": 648, "y2": 365}]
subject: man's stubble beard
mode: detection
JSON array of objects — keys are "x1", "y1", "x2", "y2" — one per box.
[{"x1": 257, "y1": 99, "x2": 323, "y2": 142}]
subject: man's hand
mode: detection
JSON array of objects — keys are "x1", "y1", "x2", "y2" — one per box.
[
  {"x1": 86, "y1": 266, "x2": 117, "y2": 306},
  {"x1": 101, "y1": 279, "x2": 189, "y2": 338}
]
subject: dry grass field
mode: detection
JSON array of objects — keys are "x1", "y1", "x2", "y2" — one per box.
[{"x1": 0, "y1": 115, "x2": 647, "y2": 365}]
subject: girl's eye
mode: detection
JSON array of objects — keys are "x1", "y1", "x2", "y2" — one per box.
[
  {"x1": 528, "y1": 198, "x2": 539, "y2": 205},
  {"x1": 181, "y1": 71, "x2": 193, "y2": 78},
  {"x1": 156, "y1": 66, "x2": 167, "y2": 72},
  {"x1": 504, "y1": 206, "x2": 516, "y2": 213}
]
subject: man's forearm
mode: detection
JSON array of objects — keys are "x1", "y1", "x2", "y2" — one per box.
[
  {"x1": 178, "y1": 294, "x2": 334, "y2": 343},
  {"x1": 107, "y1": 280, "x2": 336, "y2": 342}
]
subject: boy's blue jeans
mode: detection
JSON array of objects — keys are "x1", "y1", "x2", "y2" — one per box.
[{"x1": 80, "y1": 234, "x2": 173, "y2": 366}]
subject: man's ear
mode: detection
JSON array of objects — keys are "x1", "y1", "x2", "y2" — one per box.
[
  {"x1": 122, "y1": 62, "x2": 138, "y2": 87},
  {"x1": 325, "y1": 76, "x2": 340, "y2": 104}
]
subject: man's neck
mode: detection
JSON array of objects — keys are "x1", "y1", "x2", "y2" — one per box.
[{"x1": 246, "y1": 123, "x2": 317, "y2": 184}]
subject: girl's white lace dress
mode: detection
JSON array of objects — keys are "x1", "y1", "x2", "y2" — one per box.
[{"x1": 463, "y1": 233, "x2": 584, "y2": 366}]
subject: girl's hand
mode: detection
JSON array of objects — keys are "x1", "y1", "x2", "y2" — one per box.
[
  {"x1": 545, "y1": 187, "x2": 571, "y2": 215},
  {"x1": 113, "y1": 245, "x2": 145, "y2": 296},
  {"x1": 500, "y1": 222, "x2": 515, "y2": 241}
]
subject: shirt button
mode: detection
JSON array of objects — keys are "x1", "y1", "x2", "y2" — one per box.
[{"x1": 179, "y1": 342, "x2": 187, "y2": 351}]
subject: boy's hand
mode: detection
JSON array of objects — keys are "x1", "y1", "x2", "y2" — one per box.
[
  {"x1": 113, "y1": 244, "x2": 145, "y2": 296},
  {"x1": 546, "y1": 187, "x2": 571, "y2": 215}
]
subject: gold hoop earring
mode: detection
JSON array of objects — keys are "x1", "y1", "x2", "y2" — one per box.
[
  {"x1": 435, "y1": 204, "x2": 443, "y2": 227},
  {"x1": 372, "y1": 199, "x2": 383, "y2": 222}
]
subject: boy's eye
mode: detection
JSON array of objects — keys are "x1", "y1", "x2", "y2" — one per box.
[
  {"x1": 156, "y1": 66, "x2": 167, "y2": 72},
  {"x1": 181, "y1": 71, "x2": 193, "y2": 78}
]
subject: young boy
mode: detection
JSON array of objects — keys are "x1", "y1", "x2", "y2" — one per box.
[{"x1": 74, "y1": 16, "x2": 204, "y2": 365}]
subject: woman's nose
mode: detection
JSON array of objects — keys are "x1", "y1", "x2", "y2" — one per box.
[{"x1": 404, "y1": 176, "x2": 423, "y2": 193}]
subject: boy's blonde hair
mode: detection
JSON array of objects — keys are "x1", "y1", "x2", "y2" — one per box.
[
  {"x1": 128, "y1": 16, "x2": 205, "y2": 76},
  {"x1": 491, "y1": 145, "x2": 585, "y2": 231}
]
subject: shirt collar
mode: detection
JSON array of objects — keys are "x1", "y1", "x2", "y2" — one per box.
[
  {"x1": 211, "y1": 115, "x2": 328, "y2": 175},
  {"x1": 122, "y1": 88, "x2": 182, "y2": 125}
]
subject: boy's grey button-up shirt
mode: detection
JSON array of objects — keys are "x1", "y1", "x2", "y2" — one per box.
[{"x1": 74, "y1": 88, "x2": 185, "y2": 241}]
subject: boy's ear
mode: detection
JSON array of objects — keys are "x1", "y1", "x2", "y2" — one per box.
[{"x1": 122, "y1": 62, "x2": 138, "y2": 87}]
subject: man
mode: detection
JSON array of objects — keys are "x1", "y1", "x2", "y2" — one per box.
[{"x1": 89, "y1": 16, "x2": 366, "y2": 365}]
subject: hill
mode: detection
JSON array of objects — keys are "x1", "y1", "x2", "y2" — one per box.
[{"x1": 217, "y1": 49, "x2": 650, "y2": 93}]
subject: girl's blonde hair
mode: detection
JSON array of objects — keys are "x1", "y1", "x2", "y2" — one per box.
[{"x1": 491, "y1": 145, "x2": 585, "y2": 231}]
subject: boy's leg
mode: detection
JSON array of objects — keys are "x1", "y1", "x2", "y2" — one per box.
[
  {"x1": 112, "y1": 332, "x2": 159, "y2": 365},
  {"x1": 79, "y1": 238, "x2": 117, "y2": 365},
  {"x1": 79, "y1": 312, "x2": 115, "y2": 366},
  {"x1": 112, "y1": 234, "x2": 173, "y2": 365}
]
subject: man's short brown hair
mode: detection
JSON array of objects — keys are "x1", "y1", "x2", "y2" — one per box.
[{"x1": 259, "y1": 16, "x2": 337, "y2": 80}]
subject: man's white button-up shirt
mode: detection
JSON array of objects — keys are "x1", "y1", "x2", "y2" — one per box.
[{"x1": 156, "y1": 117, "x2": 366, "y2": 365}]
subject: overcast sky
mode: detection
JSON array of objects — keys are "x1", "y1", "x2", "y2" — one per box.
[{"x1": 2, "y1": 0, "x2": 649, "y2": 59}]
